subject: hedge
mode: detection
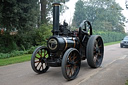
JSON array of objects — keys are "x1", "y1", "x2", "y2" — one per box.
[{"x1": 93, "y1": 31, "x2": 126, "y2": 43}]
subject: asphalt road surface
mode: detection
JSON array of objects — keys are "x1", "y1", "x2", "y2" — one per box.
[{"x1": 0, "y1": 44, "x2": 128, "y2": 85}]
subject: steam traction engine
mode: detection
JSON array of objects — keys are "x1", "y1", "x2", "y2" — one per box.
[{"x1": 31, "y1": 3, "x2": 104, "y2": 80}]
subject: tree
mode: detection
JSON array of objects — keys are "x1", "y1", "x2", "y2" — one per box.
[
  {"x1": 72, "y1": 0, "x2": 85, "y2": 27},
  {"x1": 72, "y1": 0, "x2": 125, "y2": 32},
  {"x1": 0, "y1": 0, "x2": 40, "y2": 53},
  {"x1": 0, "y1": 0, "x2": 39, "y2": 32},
  {"x1": 0, "y1": 1, "x2": 2, "y2": 27},
  {"x1": 126, "y1": 0, "x2": 128, "y2": 9},
  {"x1": 40, "y1": 0, "x2": 69, "y2": 24}
]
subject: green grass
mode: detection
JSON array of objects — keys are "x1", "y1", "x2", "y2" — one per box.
[
  {"x1": 126, "y1": 80, "x2": 128, "y2": 85},
  {"x1": 0, "y1": 41, "x2": 120, "y2": 66},
  {"x1": 0, "y1": 54, "x2": 31, "y2": 66},
  {"x1": 104, "y1": 41, "x2": 120, "y2": 46}
]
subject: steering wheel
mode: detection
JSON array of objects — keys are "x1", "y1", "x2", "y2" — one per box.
[
  {"x1": 79, "y1": 20, "x2": 92, "y2": 47},
  {"x1": 79, "y1": 20, "x2": 92, "y2": 35}
]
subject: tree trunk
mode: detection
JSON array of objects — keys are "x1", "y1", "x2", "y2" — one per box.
[{"x1": 40, "y1": 0, "x2": 47, "y2": 24}]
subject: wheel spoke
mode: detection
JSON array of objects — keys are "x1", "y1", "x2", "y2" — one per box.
[
  {"x1": 96, "y1": 41, "x2": 99, "y2": 48},
  {"x1": 73, "y1": 56, "x2": 77, "y2": 61},
  {"x1": 66, "y1": 64, "x2": 71, "y2": 67},
  {"x1": 93, "y1": 55, "x2": 98, "y2": 63},
  {"x1": 41, "y1": 50, "x2": 42, "y2": 56},
  {"x1": 73, "y1": 66, "x2": 77, "y2": 71},
  {"x1": 44, "y1": 50, "x2": 46, "y2": 57},
  {"x1": 69, "y1": 56, "x2": 72, "y2": 61},
  {"x1": 96, "y1": 59, "x2": 100, "y2": 63},
  {"x1": 75, "y1": 60, "x2": 78, "y2": 64},
  {"x1": 37, "y1": 52, "x2": 42, "y2": 58},
  {"x1": 93, "y1": 50, "x2": 96, "y2": 54},
  {"x1": 42, "y1": 63, "x2": 44, "y2": 70},
  {"x1": 67, "y1": 54, "x2": 77, "y2": 77},
  {"x1": 35, "y1": 56, "x2": 40, "y2": 59},
  {"x1": 69, "y1": 67, "x2": 72, "y2": 77},
  {"x1": 35, "y1": 62, "x2": 40, "y2": 68},
  {"x1": 39, "y1": 64, "x2": 43, "y2": 71},
  {"x1": 35, "y1": 61, "x2": 40, "y2": 63},
  {"x1": 66, "y1": 66, "x2": 69, "y2": 74},
  {"x1": 44, "y1": 53, "x2": 48, "y2": 58},
  {"x1": 94, "y1": 42, "x2": 97, "y2": 50},
  {"x1": 98, "y1": 45, "x2": 102, "y2": 48},
  {"x1": 98, "y1": 53, "x2": 102, "y2": 56}
]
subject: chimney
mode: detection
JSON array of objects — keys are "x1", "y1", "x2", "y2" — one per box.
[{"x1": 52, "y1": 3, "x2": 61, "y2": 35}]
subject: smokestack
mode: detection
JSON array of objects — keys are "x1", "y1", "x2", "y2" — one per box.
[{"x1": 52, "y1": 3, "x2": 61, "y2": 35}]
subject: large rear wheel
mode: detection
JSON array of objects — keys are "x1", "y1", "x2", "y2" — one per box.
[
  {"x1": 31, "y1": 46, "x2": 50, "y2": 74},
  {"x1": 86, "y1": 35, "x2": 104, "y2": 68},
  {"x1": 62, "y1": 48, "x2": 81, "y2": 80}
]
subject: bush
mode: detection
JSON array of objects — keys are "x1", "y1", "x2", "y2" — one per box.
[
  {"x1": 0, "y1": 53, "x2": 10, "y2": 59},
  {"x1": 0, "y1": 29, "x2": 37, "y2": 53},
  {"x1": 93, "y1": 31, "x2": 126, "y2": 43},
  {"x1": 35, "y1": 24, "x2": 52, "y2": 45},
  {"x1": 27, "y1": 46, "x2": 38, "y2": 54},
  {"x1": 0, "y1": 50, "x2": 27, "y2": 59},
  {"x1": 16, "y1": 29, "x2": 37, "y2": 51},
  {"x1": 0, "y1": 32, "x2": 18, "y2": 53},
  {"x1": 0, "y1": 23, "x2": 53, "y2": 53}
]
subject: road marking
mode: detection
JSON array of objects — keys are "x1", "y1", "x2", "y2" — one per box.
[
  {"x1": 76, "y1": 55, "x2": 128, "y2": 85},
  {"x1": 104, "y1": 55, "x2": 127, "y2": 68},
  {"x1": 118, "y1": 55, "x2": 127, "y2": 60},
  {"x1": 76, "y1": 68, "x2": 102, "y2": 85}
]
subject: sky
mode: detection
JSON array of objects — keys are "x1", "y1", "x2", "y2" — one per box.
[
  {"x1": 60, "y1": 0, "x2": 128, "y2": 32},
  {"x1": 60, "y1": 0, "x2": 78, "y2": 24}
]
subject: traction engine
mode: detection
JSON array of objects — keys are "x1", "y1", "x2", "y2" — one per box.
[{"x1": 31, "y1": 3, "x2": 104, "y2": 80}]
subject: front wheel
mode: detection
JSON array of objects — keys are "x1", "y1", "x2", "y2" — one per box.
[
  {"x1": 62, "y1": 48, "x2": 81, "y2": 80},
  {"x1": 31, "y1": 46, "x2": 50, "y2": 74},
  {"x1": 86, "y1": 35, "x2": 104, "y2": 68},
  {"x1": 120, "y1": 44, "x2": 123, "y2": 48}
]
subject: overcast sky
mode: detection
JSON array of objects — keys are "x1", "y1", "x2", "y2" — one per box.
[
  {"x1": 60, "y1": 0, "x2": 128, "y2": 32},
  {"x1": 116, "y1": 0, "x2": 128, "y2": 32}
]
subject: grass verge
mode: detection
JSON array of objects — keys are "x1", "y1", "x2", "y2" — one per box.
[
  {"x1": 0, "y1": 54, "x2": 31, "y2": 66},
  {"x1": 126, "y1": 80, "x2": 128, "y2": 85},
  {"x1": 104, "y1": 41, "x2": 120, "y2": 46},
  {"x1": 0, "y1": 41, "x2": 120, "y2": 66}
]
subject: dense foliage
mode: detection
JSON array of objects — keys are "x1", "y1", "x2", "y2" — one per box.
[
  {"x1": 0, "y1": 24, "x2": 52, "y2": 53},
  {"x1": 0, "y1": 0, "x2": 68, "y2": 54},
  {"x1": 0, "y1": 0, "x2": 53, "y2": 54},
  {"x1": 0, "y1": 0, "x2": 39, "y2": 53},
  {"x1": 72, "y1": 0, "x2": 126, "y2": 44},
  {"x1": 94, "y1": 31, "x2": 126, "y2": 43},
  {"x1": 35, "y1": 24, "x2": 52, "y2": 45},
  {"x1": 72, "y1": 0, "x2": 125, "y2": 32},
  {"x1": 40, "y1": 0, "x2": 69, "y2": 24},
  {"x1": 0, "y1": 0, "x2": 39, "y2": 32}
]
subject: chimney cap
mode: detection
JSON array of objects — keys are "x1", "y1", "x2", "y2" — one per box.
[{"x1": 52, "y1": 3, "x2": 61, "y2": 6}]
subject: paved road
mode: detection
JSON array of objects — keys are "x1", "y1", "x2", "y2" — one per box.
[{"x1": 0, "y1": 44, "x2": 128, "y2": 85}]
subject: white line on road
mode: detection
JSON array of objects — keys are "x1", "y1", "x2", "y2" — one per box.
[
  {"x1": 104, "y1": 55, "x2": 127, "y2": 68},
  {"x1": 76, "y1": 68, "x2": 102, "y2": 85},
  {"x1": 118, "y1": 55, "x2": 127, "y2": 60},
  {"x1": 76, "y1": 55, "x2": 128, "y2": 85}
]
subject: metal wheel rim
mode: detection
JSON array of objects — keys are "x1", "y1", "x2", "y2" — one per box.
[
  {"x1": 31, "y1": 47, "x2": 49, "y2": 73},
  {"x1": 93, "y1": 37, "x2": 104, "y2": 67},
  {"x1": 65, "y1": 50, "x2": 81, "y2": 80}
]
